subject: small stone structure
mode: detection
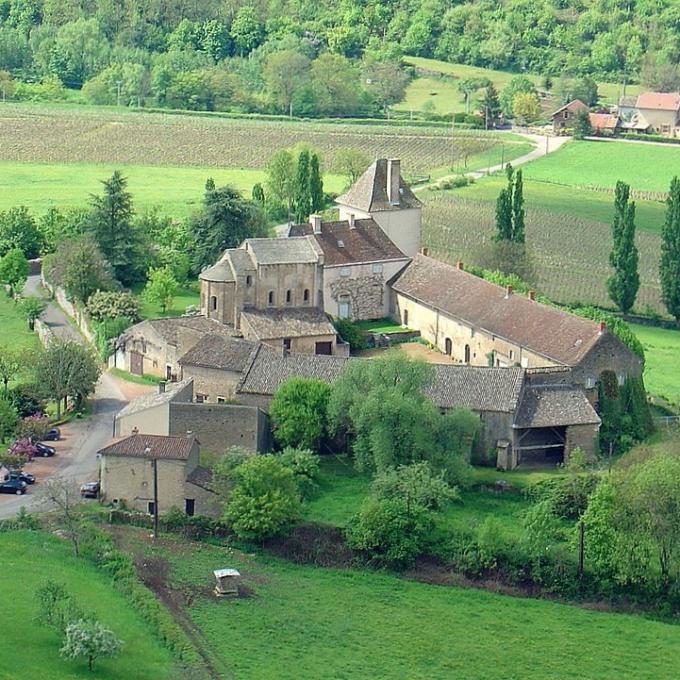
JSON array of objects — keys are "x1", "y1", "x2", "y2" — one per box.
[{"x1": 214, "y1": 568, "x2": 240, "y2": 597}]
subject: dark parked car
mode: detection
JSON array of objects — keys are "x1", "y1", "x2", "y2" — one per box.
[
  {"x1": 9, "y1": 471, "x2": 35, "y2": 485},
  {"x1": 34, "y1": 442, "x2": 55, "y2": 457},
  {"x1": 44, "y1": 428, "x2": 61, "y2": 441},
  {"x1": 80, "y1": 481, "x2": 100, "y2": 499},
  {"x1": 0, "y1": 479, "x2": 27, "y2": 495}
]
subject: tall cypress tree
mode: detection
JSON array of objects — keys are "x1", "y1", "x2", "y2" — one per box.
[
  {"x1": 612, "y1": 180, "x2": 629, "y2": 246},
  {"x1": 607, "y1": 199, "x2": 639, "y2": 315},
  {"x1": 660, "y1": 176, "x2": 680, "y2": 323},
  {"x1": 293, "y1": 150, "x2": 311, "y2": 223},
  {"x1": 494, "y1": 188, "x2": 512, "y2": 241},
  {"x1": 512, "y1": 169, "x2": 525, "y2": 243},
  {"x1": 309, "y1": 153, "x2": 324, "y2": 212}
]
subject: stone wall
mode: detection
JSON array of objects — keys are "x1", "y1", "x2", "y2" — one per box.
[
  {"x1": 329, "y1": 273, "x2": 385, "y2": 321},
  {"x1": 168, "y1": 402, "x2": 271, "y2": 453},
  {"x1": 565, "y1": 423, "x2": 599, "y2": 463},
  {"x1": 572, "y1": 331, "x2": 643, "y2": 388},
  {"x1": 180, "y1": 364, "x2": 242, "y2": 402}
]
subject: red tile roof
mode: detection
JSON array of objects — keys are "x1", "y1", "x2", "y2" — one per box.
[
  {"x1": 551, "y1": 99, "x2": 588, "y2": 117},
  {"x1": 99, "y1": 434, "x2": 196, "y2": 460},
  {"x1": 636, "y1": 92, "x2": 680, "y2": 111},
  {"x1": 589, "y1": 113, "x2": 618, "y2": 130}
]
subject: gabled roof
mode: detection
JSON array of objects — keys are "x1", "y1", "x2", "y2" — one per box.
[
  {"x1": 288, "y1": 217, "x2": 408, "y2": 266},
  {"x1": 514, "y1": 385, "x2": 600, "y2": 428},
  {"x1": 589, "y1": 113, "x2": 618, "y2": 130},
  {"x1": 116, "y1": 379, "x2": 193, "y2": 419},
  {"x1": 186, "y1": 465, "x2": 217, "y2": 492},
  {"x1": 636, "y1": 92, "x2": 680, "y2": 111},
  {"x1": 125, "y1": 316, "x2": 237, "y2": 345},
  {"x1": 99, "y1": 434, "x2": 196, "y2": 460},
  {"x1": 178, "y1": 334, "x2": 256, "y2": 371},
  {"x1": 244, "y1": 236, "x2": 320, "y2": 265},
  {"x1": 391, "y1": 255, "x2": 604, "y2": 367},
  {"x1": 336, "y1": 159, "x2": 422, "y2": 212},
  {"x1": 240, "y1": 308, "x2": 336, "y2": 341},
  {"x1": 551, "y1": 99, "x2": 588, "y2": 117}
]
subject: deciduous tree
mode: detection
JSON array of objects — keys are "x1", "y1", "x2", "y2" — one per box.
[
  {"x1": 332, "y1": 149, "x2": 371, "y2": 187},
  {"x1": 18, "y1": 295, "x2": 46, "y2": 329},
  {"x1": 0, "y1": 247, "x2": 29, "y2": 298},
  {"x1": 60, "y1": 619, "x2": 122, "y2": 672},
  {"x1": 0, "y1": 397, "x2": 17, "y2": 443},
  {"x1": 142, "y1": 267, "x2": 178, "y2": 314},
  {"x1": 0, "y1": 206, "x2": 43, "y2": 258},
  {"x1": 264, "y1": 50, "x2": 311, "y2": 115},
  {"x1": 512, "y1": 91, "x2": 541, "y2": 123},
  {"x1": 573, "y1": 109, "x2": 593, "y2": 139}
]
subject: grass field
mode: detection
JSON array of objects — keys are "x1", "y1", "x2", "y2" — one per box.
[
  {"x1": 0, "y1": 531, "x2": 177, "y2": 679},
  {"x1": 0, "y1": 290, "x2": 40, "y2": 353},
  {"x1": 130, "y1": 282, "x2": 200, "y2": 318},
  {"x1": 524, "y1": 140, "x2": 680, "y2": 193},
  {"x1": 124, "y1": 526, "x2": 680, "y2": 680},
  {"x1": 399, "y1": 57, "x2": 641, "y2": 113},
  {"x1": 632, "y1": 323, "x2": 680, "y2": 404}
]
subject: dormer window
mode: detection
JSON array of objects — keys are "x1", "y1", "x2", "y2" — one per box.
[{"x1": 268, "y1": 291, "x2": 275, "y2": 306}]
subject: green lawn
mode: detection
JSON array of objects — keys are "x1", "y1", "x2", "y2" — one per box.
[
  {"x1": 632, "y1": 323, "x2": 680, "y2": 405},
  {"x1": 0, "y1": 290, "x2": 40, "y2": 353},
  {"x1": 523, "y1": 140, "x2": 680, "y2": 193},
  {"x1": 0, "y1": 161, "x2": 310, "y2": 219},
  {"x1": 148, "y1": 530, "x2": 680, "y2": 680},
  {"x1": 0, "y1": 531, "x2": 177, "y2": 679},
  {"x1": 441, "y1": 174, "x2": 667, "y2": 234},
  {"x1": 130, "y1": 282, "x2": 199, "y2": 319},
  {"x1": 354, "y1": 318, "x2": 412, "y2": 334}
]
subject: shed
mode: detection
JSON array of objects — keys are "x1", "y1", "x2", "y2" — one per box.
[{"x1": 214, "y1": 568, "x2": 241, "y2": 596}]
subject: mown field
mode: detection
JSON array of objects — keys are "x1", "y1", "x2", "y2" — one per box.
[
  {"x1": 632, "y1": 323, "x2": 680, "y2": 405},
  {"x1": 398, "y1": 57, "x2": 641, "y2": 113},
  {"x1": 0, "y1": 531, "x2": 177, "y2": 680},
  {"x1": 121, "y1": 525, "x2": 680, "y2": 680}
]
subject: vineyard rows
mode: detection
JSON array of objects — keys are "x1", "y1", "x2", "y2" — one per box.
[
  {"x1": 424, "y1": 195, "x2": 664, "y2": 313},
  {"x1": 0, "y1": 104, "x2": 515, "y2": 173}
]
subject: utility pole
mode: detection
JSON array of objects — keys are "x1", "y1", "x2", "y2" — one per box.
[
  {"x1": 152, "y1": 458, "x2": 159, "y2": 539},
  {"x1": 578, "y1": 520, "x2": 585, "y2": 579}
]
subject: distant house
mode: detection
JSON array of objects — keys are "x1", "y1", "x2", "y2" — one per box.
[
  {"x1": 618, "y1": 92, "x2": 680, "y2": 136},
  {"x1": 99, "y1": 433, "x2": 218, "y2": 517},
  {"x1": 589, "y1": 112, "x2": 619, "y2": 135},
  {"x1": 551, "y1": 99, "x2": 588, "y2": 133}
]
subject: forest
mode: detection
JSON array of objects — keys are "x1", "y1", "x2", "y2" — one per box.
[{"x1": 1, "y1": 0, "x2": 680, "y2": 117}]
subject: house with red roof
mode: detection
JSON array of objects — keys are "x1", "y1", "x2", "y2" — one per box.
[{"x1": 619, "y1": 92, "x2": 680, "y2": 137}]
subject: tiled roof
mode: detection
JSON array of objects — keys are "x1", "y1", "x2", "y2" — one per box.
[
  {"x1": 237, "y1": 344, "x2": 349, "y2": 395},
  {"x1": 179, "y1": 334, "x2": 256, "y2": 371},
  {"x1": 336, "y1": 159, "x2": 422, "y2": 212},
  {"x1": 551, "y1": 99, "x2": 588, "y2": 116},
  {"x1": 116, "y1": 379, "x2": 193, "y2": 419},
  {"x1": 514, "y1": 385, "x2": 601, "y2": 428},
  {"x1": 199, "y1": 248, "x2": 257, "y2": 283},
  {"x1": 391, "y1": 255, "x2": 603, "y2": 367},
  {"x1": 141, "y1": 316, "x2": 237, "y2": 345},
  {"x1": 240, "y1": 308, "x2": 336, "y2": 340},
  {"x1": 618, "y1": 95, "x2": 637, "y2": 108},
  {"x1": 199, "y1": 260, "x2": 233, "y2": 282},
  {"x1": 427, "y1": 365, "x2": 525, "y2": 412},
  {"x1": 99, "y1": 434, "x2": 196, "y2": 460},
  {"x1": 288, "y1": 217, "x2": 408, "y2": 266},
  {"x1": 186, "y1": 465, "x2": 217, "y2": 492},
  {"x1": 589, "y1": 113, "x2": 618, "y2": 130},
  {"x1": 636, "y1": 92, "x2": 680, "y2": 111},
  {"x1": 245, "y1": 236, "x2": 320, "y2": 265}
]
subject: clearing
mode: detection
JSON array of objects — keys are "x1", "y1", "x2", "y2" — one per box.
[
  {"x1": 0, "y1": 530, "x2": 177, "y2": 680},
  {"x1": 631, "y1": 323, "x2": 680, "y2": 405}
]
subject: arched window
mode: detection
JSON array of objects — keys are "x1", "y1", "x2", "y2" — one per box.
[
  {"x1": 286, "y1": 290, "x2": 292, "y2": 305},
  {"x1": 403, "y1": 309, "x2": 409, "y2": 326},
  {"x1": 210, "y1": 296, "x2": 217, "y2": 311},
  {"x1": 268, "y1": 291, "x2": 274, "y2": 306},
  {"x1": 246, "y1": 275, "x2": 252, "y2": 287},
  {"x1": 303, "y1": 289, "x2": 310, "y2": 304},
  {"x1": 444, "y1": 338, "x2": 452, "y2": 355},
  {"x1": 464, "y1": 344, "x2": 471, "y2": 363}
]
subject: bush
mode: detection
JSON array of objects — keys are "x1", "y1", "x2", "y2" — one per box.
[
  {"x1": 333, "y1": 318, "x2": 367, "y2": 351},
  {"x1": 278, "y1": 447, "x2": 321, "y2": 499},
  {"x1": 16, "y1": 413, "x2": 50, "y2": 441},
  {"x1": 371, "y1": 462, "x2": 459, "y2": 510},
  {"x1": 525, "y1": 474, "x2": 599, "y2": 520},
  {"x1": 93, "y1": 316, "x2": 133, "y2": 360},
  {"x1": 8, "y1": 383, "x2": 46, "y2": 417},
  {"x1": 86, "y1": 291, "x2": 141, "y2": 322}
]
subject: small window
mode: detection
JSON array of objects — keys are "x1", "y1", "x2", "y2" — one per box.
[
  {"x1": 283, "y1": 338, "x2": 292, "y2": 351},
  {"x1": 372, "y1": 263, "x2": 383, "y2": 274},
  {"x1": 148, "y1": 501, "x2": 155, "y2": 516},
  {"x1": 185, "y1": 499, "x2": 195, "y2": 517},
  {"x1": 403, "y1": 309, "x2": 409, "y2": 326},
  {"x1": 217, "y1": 396, "x2": 226, "y2": 404},
  {"x1": 246, "y1": 275, "x2": 252, "y2": 287},
  {"x1": 210, "y1": 295, "x2": 217, "y2": 311},
  {"x1": 268, "y1": 291, "x2": 275, "y2": 306},
  {"x1": 303, "y1": 289, "x2": 310, "y2": 304},
  {"x1": 464, "y1": 344, "x2": 471, "y2": 363},
  {"x1": 340, "y1": 267, "x2": 351, "y2": 277},
  {"x1": 585, "y1": 377, "x2": 596, "y2": 389},
  {"x1": 509, "y1": 350, "x2": 514, "y2": 361},
  {"x1": 285, "y1": 289, "x2": 292, "y2": 305},
  {"x1": 444, "y1": 338, "x2": 452, "y2": 356},
  {"x1": 195, "y1": 393, "x2": 207, "y2": 404}
]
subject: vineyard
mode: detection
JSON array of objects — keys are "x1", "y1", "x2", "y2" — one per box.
[
  {"x1": 0, "y1": 104, "x2": 529, "y2": 175},
  {"x1": 423, "y1": 195, "x2": 664, "y2": 313}
]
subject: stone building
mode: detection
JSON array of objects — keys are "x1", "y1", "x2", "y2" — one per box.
[
  {"x1": 390, "y1": 254, "x2": 642, "y2": 395},
  {"x1": 551, "y1": 99, "x2": 588, "y2": 133},
  {"x1": 99, "y1": 433, "x2": 217, "y2": 517}
]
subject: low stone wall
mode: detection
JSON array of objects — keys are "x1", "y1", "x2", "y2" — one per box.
[
  {"x1": 41, "y1": 276, "x2": 96, "y2": 344},
  {"x1": 33, "y1": 317, "x2": 54, "y2": 346}
]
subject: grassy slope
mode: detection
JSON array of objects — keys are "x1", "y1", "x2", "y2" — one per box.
[
  {"x1": 0, "y1": 531, "x2": 176, "y2": 680},
  {"x1": 524, "y1": 140, "x2": 680, "y2": 193},
  {"x1": 632, "y1": 323, "x2": 680, "y2": 404},
  {"x1": 158, "y1": 532, "x2": 680, "y2": 680}
]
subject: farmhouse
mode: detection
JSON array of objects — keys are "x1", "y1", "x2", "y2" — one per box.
[
  {"x1": 551, "y1": 99, "x2": 588, "y2": 133},
  {"x1": 389, "y1": 254, "x2": 642, "y2": 394},
  {"x1": 589, "y1": 112, "x2": 619, "y2": 135},
  {"x1": 99, "y1": 433, "x2": 218, "y2": 517},
  {"x1": 618, "y1": 92, "x2": 680, "y2": 136}
]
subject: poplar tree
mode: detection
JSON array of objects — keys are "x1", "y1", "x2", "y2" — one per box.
[
  {"x1": 512, "y1": 169, "x2": 525, "y2": 243},
  {"x1": 607, "y1": 194, "x2": 639, "y2": 315},
  {"x1": 293, "y1": 149, "x2": 311, "y2": 223},
  {"x1": 494, "y1": 188, "x2": 513, "y2": 241},
  {"x1": 309, "y1": 153, "x2": 324, "y2": 212},
  {"x1": 660, "y1": 176, "x2": 680, "y2": 323}
]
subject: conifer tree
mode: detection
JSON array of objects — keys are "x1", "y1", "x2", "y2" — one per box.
[
  {"x1": 512, "y1": 169, "x2": 525, "y2": 243},
  {"x1": 607, "y1": 197, "x2": 639, "y2": 315},
  {"x1": 309, "y1": 153, "x2": 324, "y2": 212},
  {"x1": 481, "y1": 84, "x2": 501, "y2": 128},
  {"x1": 293, "y1": 149, "x2": 311, "y2": 222},
  {"x1": 660, "y1": 176, "x2": 680, "y2": 323}
]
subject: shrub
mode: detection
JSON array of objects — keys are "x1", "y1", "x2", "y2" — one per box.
[
  {"x1": 36, "y1": 581, "x2": 90, "y2": 635},
  {"x1": 7, "y1": 437, "x2": 37, "y2": 461},
  {"x1": 371, "y1": 462, "x2": 459, "y2": 510},
  {"x1": 333, "y1": 318, "x2": 367, "y2": 351},
  {"x1": 93, "y1": 316, "x2": 133, "y2": 360},
  {"x1": 8, "y1": 383, "x2": 46, "y2": 417},
  {"x1": 525, "y1": 474, "x2": 599, "y2": 520},
  {"x1": 278, "y1": 447, "x2": 321, "y2": 498},
  {"x1": 86, "y1": 291, "x2": 141, "y2": 322},
  {"x1": 16, "y1": 413, "x2": 50, "y2": 441}
]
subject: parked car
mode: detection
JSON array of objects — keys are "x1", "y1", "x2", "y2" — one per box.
[
  {"x1": 34, "y1": 442, "x2": 55, "y2": 457},
  {"x1": 0, "y1": 479, "x2": 27, "y2": 495},
  {"x1": 9, "y1": 471, "x2": 35, "y2": 485},
  {"x1": 44, "y1": 428, "x2": 61, "y2": 441},
  {"x1": 80, "y1": 481, "x2": 100, "y2": 499}
]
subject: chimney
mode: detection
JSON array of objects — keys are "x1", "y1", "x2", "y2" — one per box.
[
  {"x1": 456, "y1": 260, "x2": 464, "y2": 270},
  {"x1": 421, "y1": 247, "x2": 429, "y2": 256},
  {"x1": 528, "y1": 290, "x2": 535, "y2": 301},
  {"x1": 598, "y1": 321, "x2": 606, "y2": 334},
  {"x1": 310, "y1": 214, "x2": 322, "y2": 234},
  {"x1": 505, "y1": 285, "x2": 513, "y2": 299},
  {"x1": 158, "y1": 381, "x2": 166, "y2": 394},
  {"x1": 349, "y1": 213, "x2": 356, "y2": 229},
  {"x1": 387, "y1": 159, "x2": 400, "y2": 205}
]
